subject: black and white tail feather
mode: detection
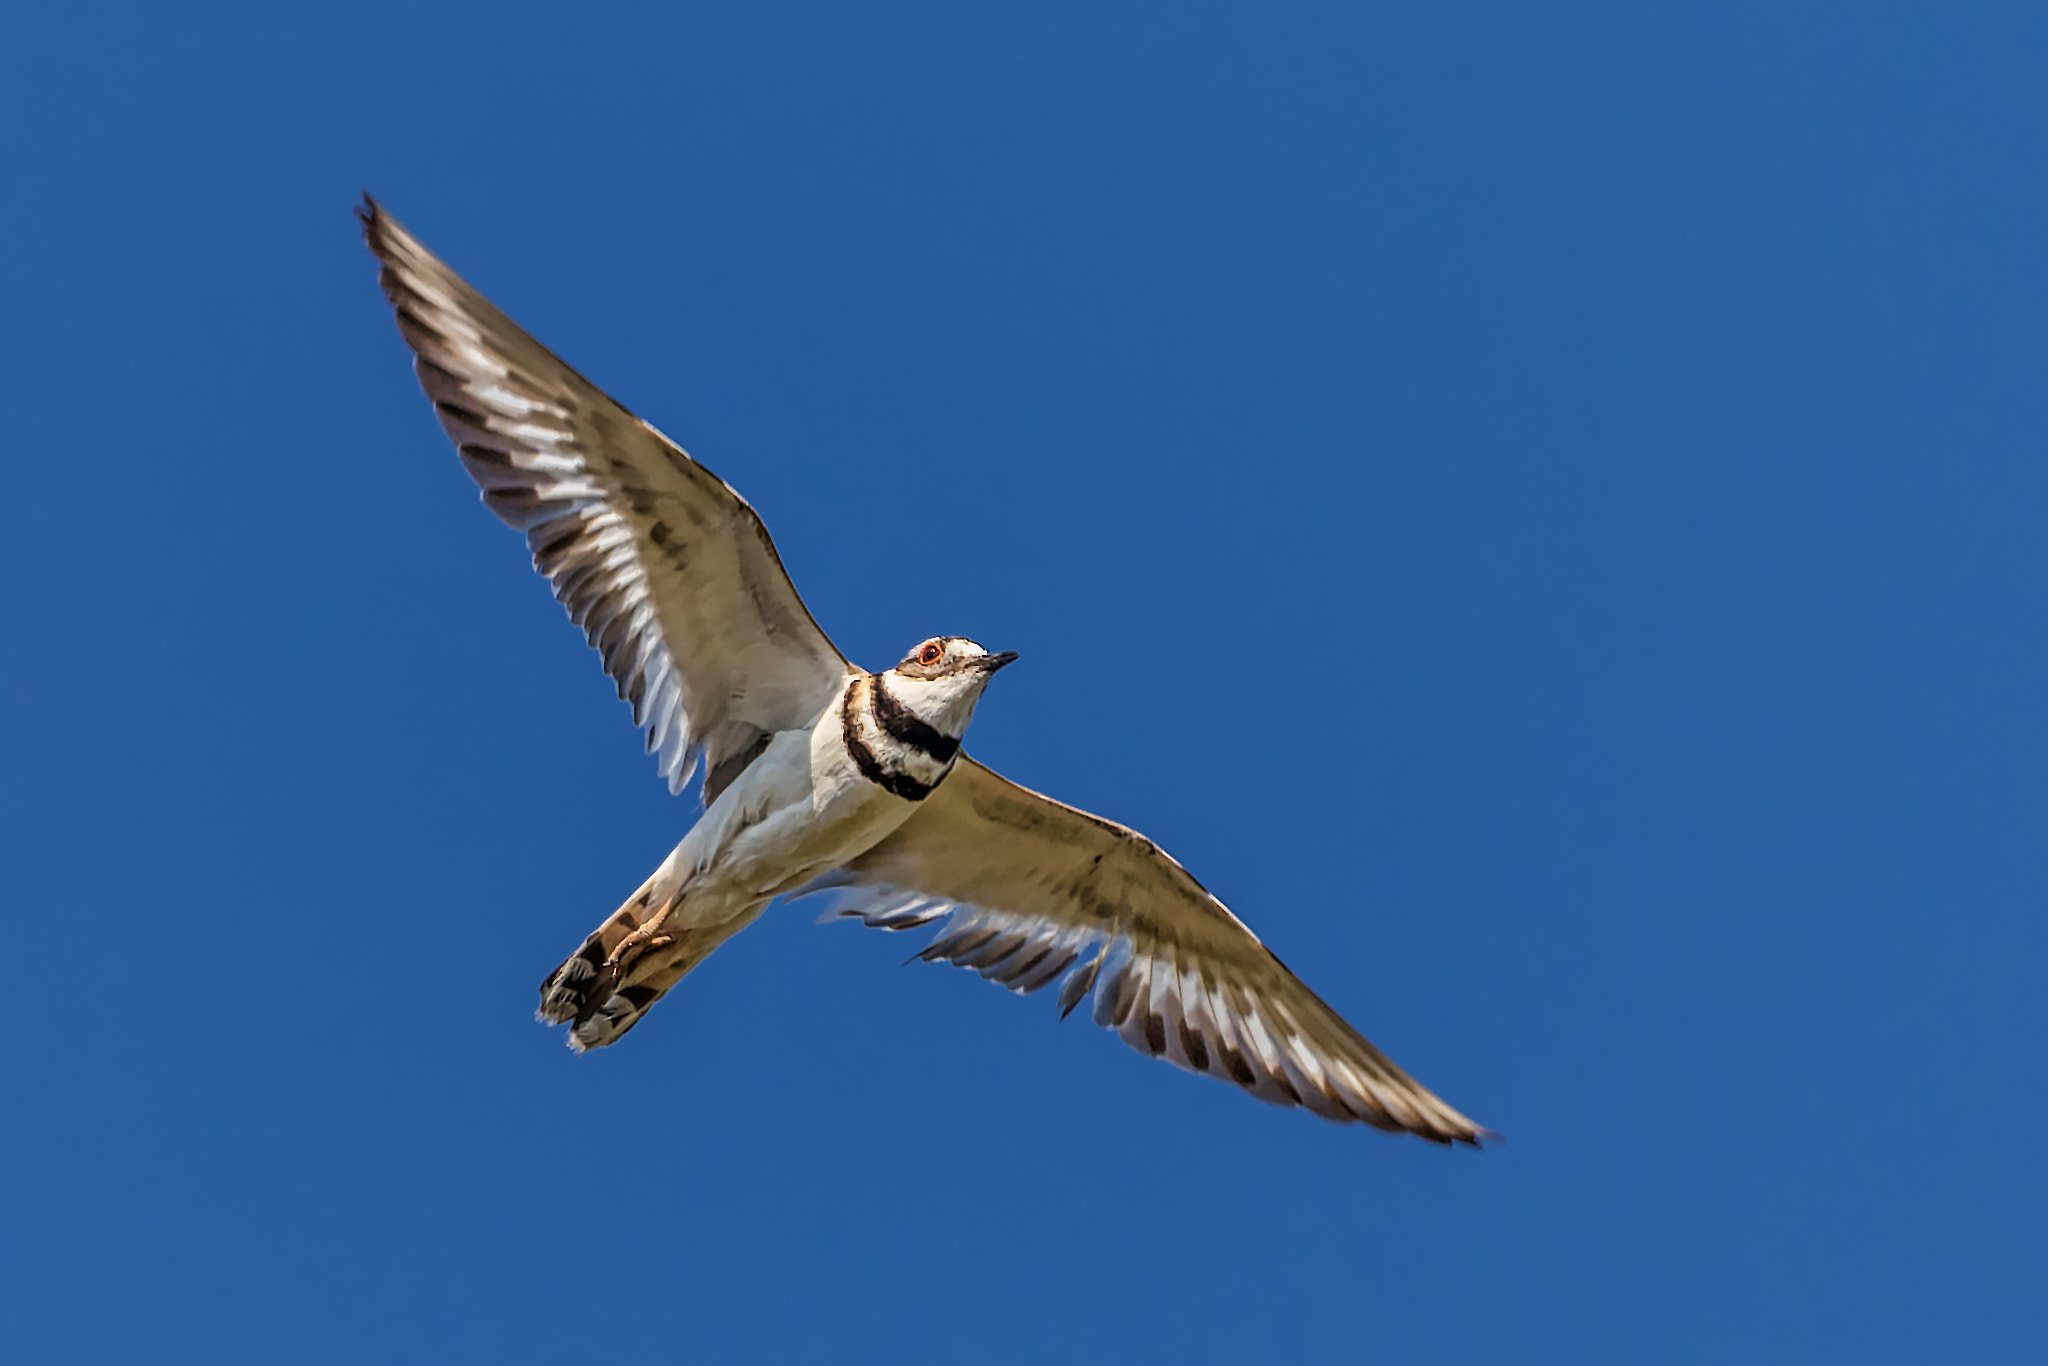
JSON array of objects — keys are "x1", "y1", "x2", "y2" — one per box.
[{"x1": 533, "y1": 874, "x2": 745, "y2": 1053}]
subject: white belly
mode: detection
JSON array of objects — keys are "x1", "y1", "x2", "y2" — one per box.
[{"x1": 658, "y1": 700, "x2": 921, "y2": 927}]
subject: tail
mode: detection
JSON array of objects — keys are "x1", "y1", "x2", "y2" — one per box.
[{"x1": 536, "y1": 869, "x2": 751, "y2": 1052}]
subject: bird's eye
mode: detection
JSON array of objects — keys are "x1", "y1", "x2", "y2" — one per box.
[{"x1": 918, "y1": 641, "x2": 944, "y2": 666}]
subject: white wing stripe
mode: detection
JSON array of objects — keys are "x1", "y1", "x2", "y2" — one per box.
[
  {"x1": 394, "y1": 314, "x2": 702, "y2": 787},
  {"x1": 364, "y1": 199, "x2": 852, "y2": 805},
  {"x1": 814, "y1": 877, "x2": 1483, "y2": 1142}
]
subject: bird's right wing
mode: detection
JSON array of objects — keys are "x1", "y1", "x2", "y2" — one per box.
[
  {"x1": 361, "y1": 198, "x2": 854, "y2": 803},
  {"x1": 809, "y1": 757, "x2": 1490, "y2": 1144}
]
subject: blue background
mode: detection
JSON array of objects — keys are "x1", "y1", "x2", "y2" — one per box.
[{"x1": 5, "y1": 3, "x2": 2042, "y2": 1360}]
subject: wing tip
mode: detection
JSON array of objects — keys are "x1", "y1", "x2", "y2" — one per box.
[
  {"x1": 1409, "y1": 1112, "x2": 1497, "y2": 1149},
  {"x1": 356, "y1": 190, "x2": 388, "y2": 247},
  {"x1": 356, "y1": 191, "x2": 424, "y2": 275},
  {"x1": 356, "y1": 190, "x2": 419, "y2": 297}
]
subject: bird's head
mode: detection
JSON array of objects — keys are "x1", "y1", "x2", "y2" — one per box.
[{"x1": 879, "y1": 636, "x2": 1019, "y2": 738}]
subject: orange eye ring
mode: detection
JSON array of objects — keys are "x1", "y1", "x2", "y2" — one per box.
[{"x1": 918, "y1": 641, "x2": 944, "y2": 667}]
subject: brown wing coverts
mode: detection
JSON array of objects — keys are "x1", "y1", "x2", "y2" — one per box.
[
  {"x1": 815, "y1": 759, "x2": 1490, "y2": 1145},
  {"x1": 360, "y1": 197, "x2": 850, "y2": 801}
]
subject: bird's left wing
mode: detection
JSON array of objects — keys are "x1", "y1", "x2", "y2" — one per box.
[
  {"x1": 807, "y1": 757, "x2": 1490, "y2": 1144},
  {"x1": 361, "y1": 198, "x2": 853, "y2": 803}
]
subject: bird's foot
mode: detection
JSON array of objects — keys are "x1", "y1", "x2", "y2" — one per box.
[{"x1": 606, "y1": 906, "x2": 675, "y2": 974}]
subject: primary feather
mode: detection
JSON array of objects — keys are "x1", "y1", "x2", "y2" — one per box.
[{"x1": 362, "y1": 197, "x2": 851, "y2": 802}]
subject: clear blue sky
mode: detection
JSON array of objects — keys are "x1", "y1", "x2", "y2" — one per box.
[{"x1": 4, "y1": 3, "x2": 2042, "y2": 1361}]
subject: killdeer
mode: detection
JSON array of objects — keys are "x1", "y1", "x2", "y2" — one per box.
[{"x1": 362, "y1": 197, "x2": 1490, "y2": 1145}]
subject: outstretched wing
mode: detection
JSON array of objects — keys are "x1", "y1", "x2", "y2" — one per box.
[
  {"x1": 361, "y1": 197, "x2": 853, "y2": 803},
  {"x1": 811, "y1": 757, "x2": 1490, "y2": 1144}
]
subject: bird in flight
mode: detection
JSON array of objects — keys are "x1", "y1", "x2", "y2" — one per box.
[{"x1": 361, "y1": 196, "x2": 1490, "y2": 1145}]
